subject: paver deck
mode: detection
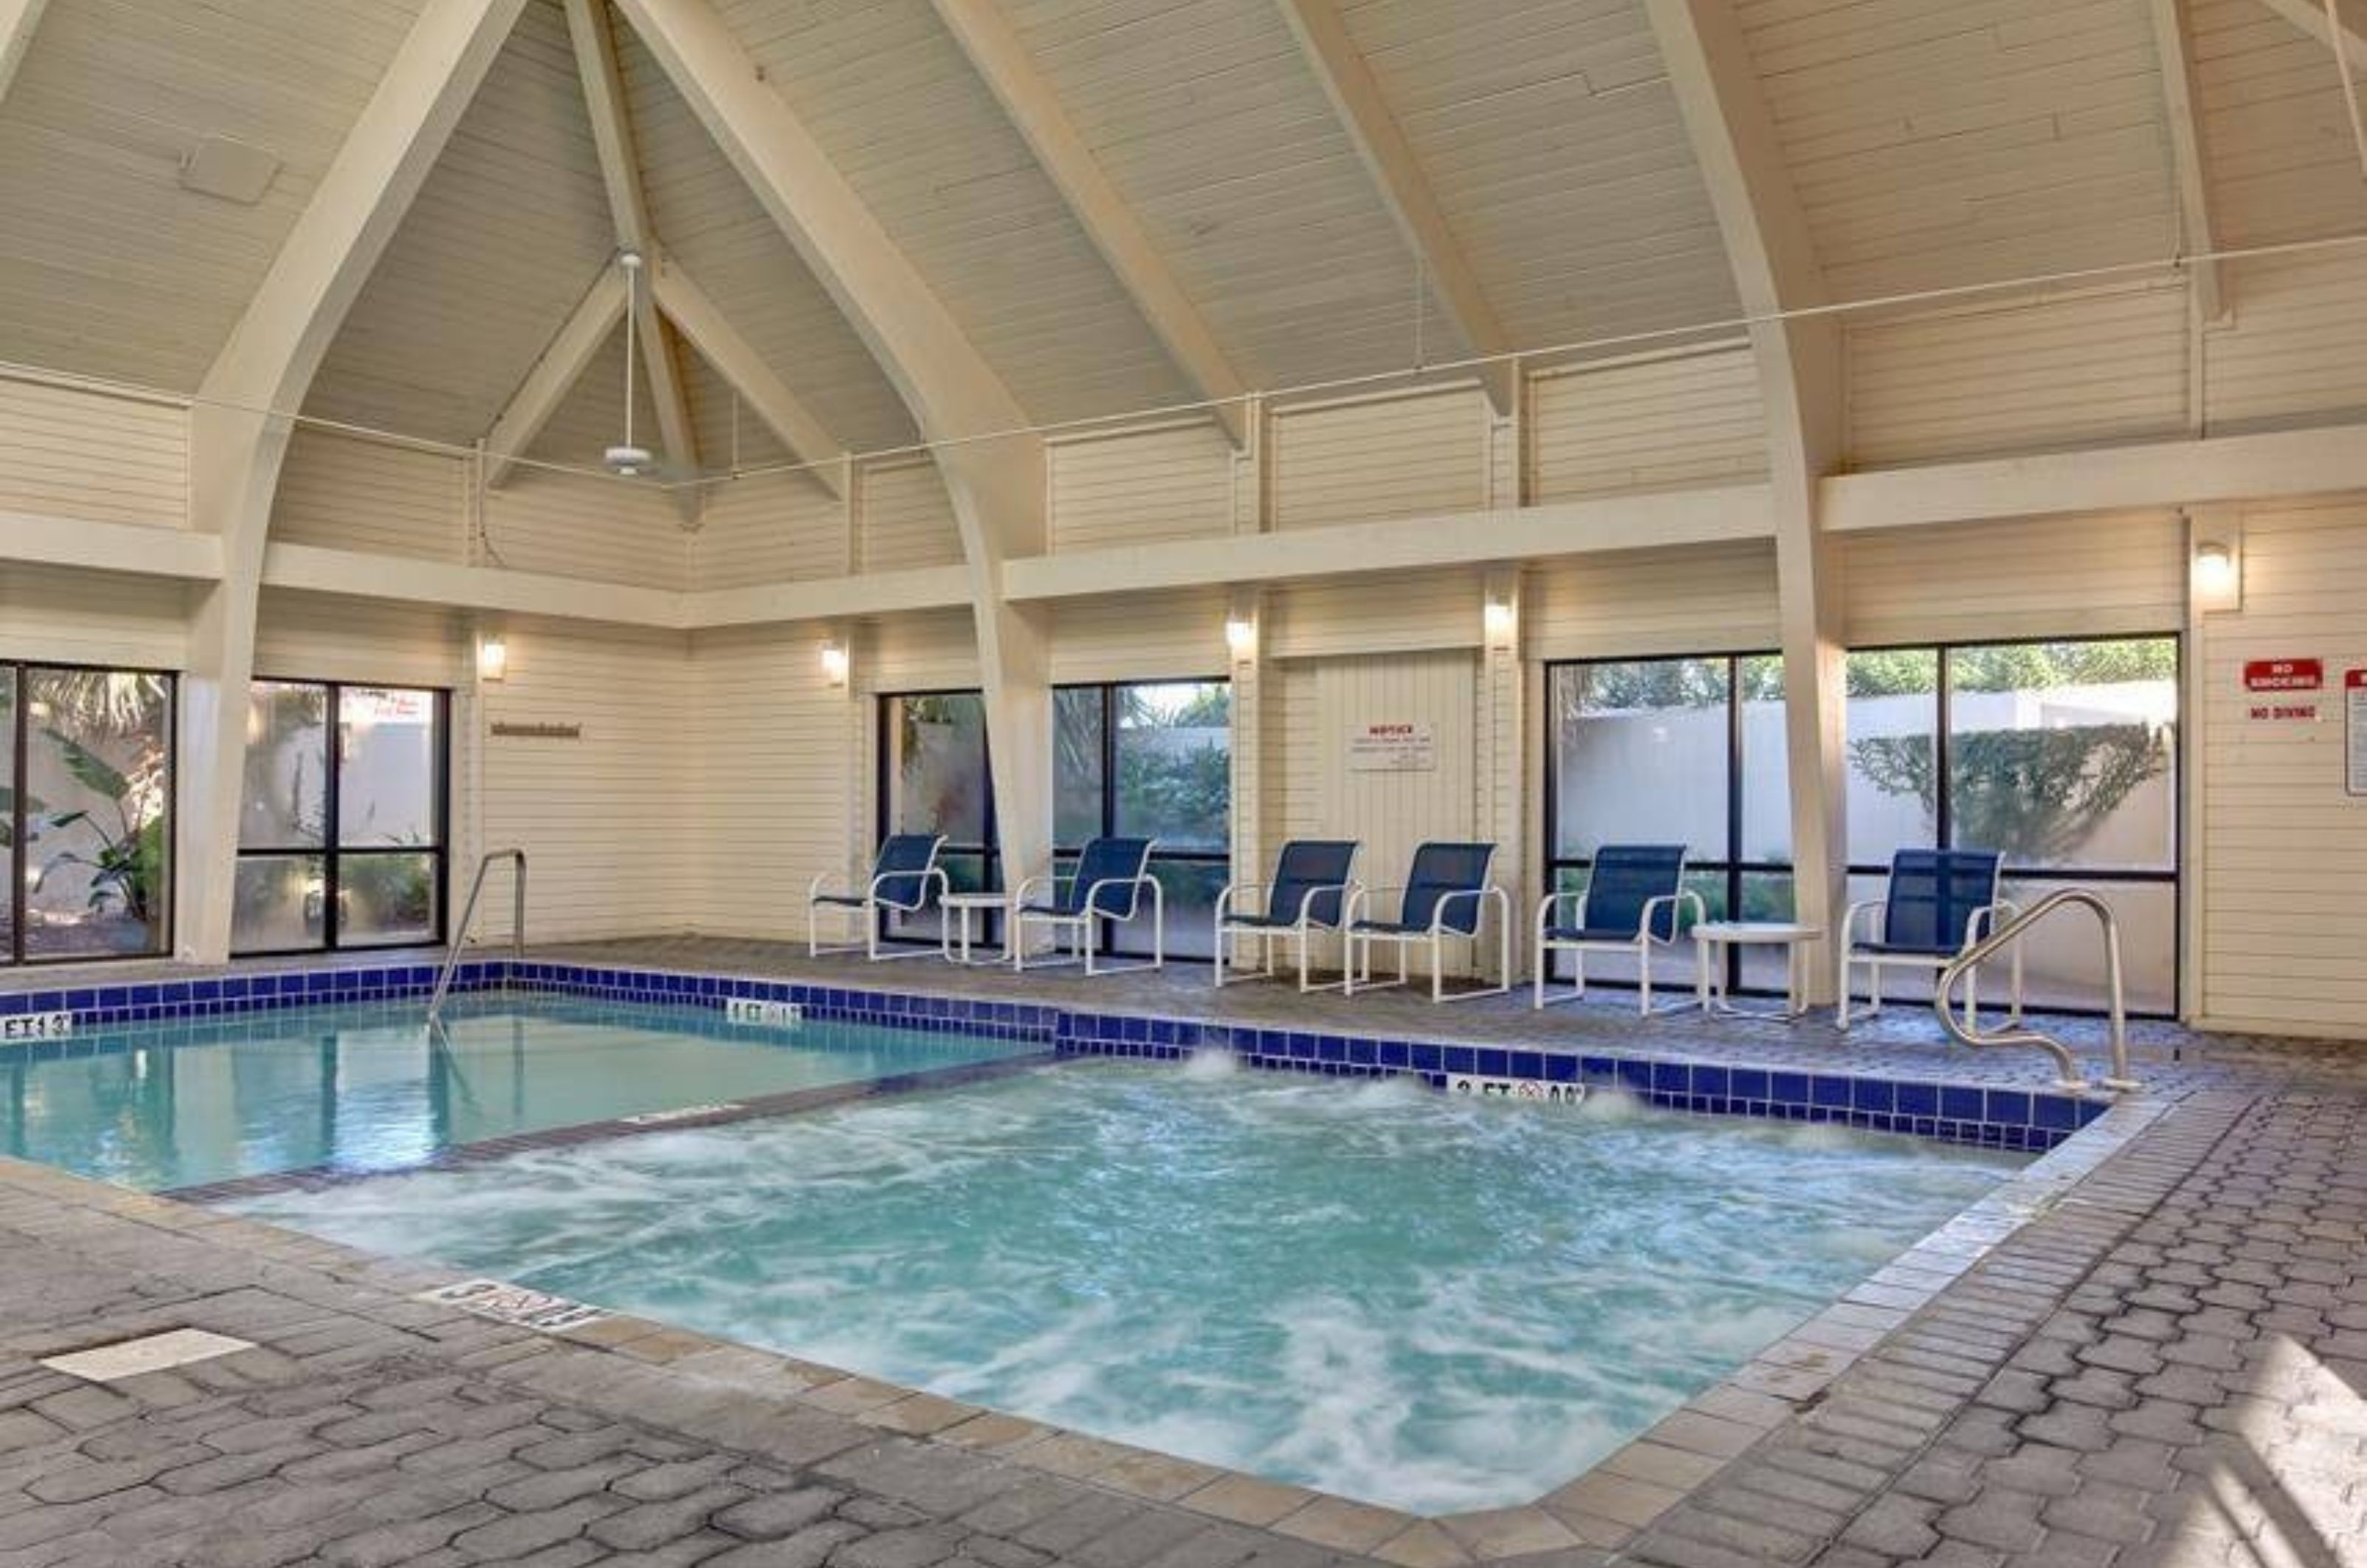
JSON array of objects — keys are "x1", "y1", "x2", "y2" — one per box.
[{"x1": 2, "y1": 936, "x2": 2363, "y2": 1566}]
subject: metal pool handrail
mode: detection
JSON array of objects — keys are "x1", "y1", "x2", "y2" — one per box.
[
  {"x1": 1933, "y1": 887, "x2": 2136, "y2": 1095},
  {"x1": 427, "y1": 849, "x2": 527, "y2": 1024}
]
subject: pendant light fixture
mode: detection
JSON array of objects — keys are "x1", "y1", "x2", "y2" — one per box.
[{"x1": 604, "y1": 249, "x2": 655, "y2": 479}]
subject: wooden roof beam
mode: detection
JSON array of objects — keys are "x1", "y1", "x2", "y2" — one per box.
[
  {"x1": 2149, "y1": 0, "x2": 2224, "y2": 322},
  {"x1": 933, "y1": 0, "x2": 1249, "y2": 447},
  {"x1": 0, "y1": 0, "x2": 48, "y2": 105},
  {"x1": 650, "y1": 253, "x2": 847, "y2": 499},
  {"x1": 482, "y1": 267, "x2": 627, "y2": 487},
  {"x1": 1274, "y1": 0, "x2": 1514, "y2": 414}
]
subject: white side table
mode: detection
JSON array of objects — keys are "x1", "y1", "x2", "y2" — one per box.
[
  {"x1": 939, "y1": 892, "x2": 1010, "y2": 966},
  {"x1": 1691, "y1": 922, "x2": 1823, "y2": 1019}
]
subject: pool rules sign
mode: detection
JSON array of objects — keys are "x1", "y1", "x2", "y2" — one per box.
[{"x1": 2351, "y1": 670, "x2": 2367, "y2": 797}]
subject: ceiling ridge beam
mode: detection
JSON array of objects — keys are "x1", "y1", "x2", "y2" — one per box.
[
  {"x1": 484, "y1": 266, "x2": 628, "y2": 487},
  {"x1": 933, "y1": 0, "x2": 1249, "y2": 449},
  {"x1": 651, "y1": 251, "x2": 847, "y2": 499},
  {"x1": 1274, "y1": 0, "x2": 1513, "y2": 414},
  {"x1": 0, "y1": 0, "x2": 47, "y2": 105},
  {"x1": 564, "y1": 0, "x2": 700, "y2": 522},
  {"x1": 2150, "y1": 0, "x2": 2224, "y2": 323}
]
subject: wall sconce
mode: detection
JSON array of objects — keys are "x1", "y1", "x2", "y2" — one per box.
[
  {"x1": 2192, "y1": 541, "x2": 2240, "y2": 609},
  {"x1": 476, "y1": 633, "x2": 508, "y2": 683},
  {"x1": 820, "y1": 638, "x2": 850, "y2": 687},
  {"x1": 1482, "y1": 597, "x2": 1516, "y2": 640},
  {"x1": 1224, "y1": 615, "x2": 1257, "y2": 656}
]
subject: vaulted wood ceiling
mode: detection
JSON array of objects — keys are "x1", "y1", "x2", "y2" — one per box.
[{"x1": 2, "y1": 0, "x2": 2363, "y2": 481}]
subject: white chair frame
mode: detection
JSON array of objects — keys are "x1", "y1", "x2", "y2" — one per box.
[
  {"x1": 806, "y1": 865, "x2": 952, "y2": 962},
  {"x1": 1837, "y1": 896, "x2": 2023, "y2": 1029},
  {"x1": 1010, "y1": 858, "x2": 1164, "y2": 976},
  {"x1": 1213, "y1": 877, "x2": 1363, "y2": 993},
  {"x1": 1533, "y1": 886, "x2": 1707, "y2": 1016},
  {"x1": 1340, "y1": 884, "x2": 1512, "y2": 1004}
]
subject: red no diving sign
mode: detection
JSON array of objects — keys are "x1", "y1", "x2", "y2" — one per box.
[{"x1": 2245, "y1": 658, "x2": 2324, "y2": 723}]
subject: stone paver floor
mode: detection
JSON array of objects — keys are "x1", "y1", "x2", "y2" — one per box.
[{"x1": 2, "y1": 937, "x2": 2364, "y2": 1567}]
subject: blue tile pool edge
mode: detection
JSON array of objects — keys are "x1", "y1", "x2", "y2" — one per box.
[{"x1": 0, "y1": 959, "x2": 2106, "y2": 1152}]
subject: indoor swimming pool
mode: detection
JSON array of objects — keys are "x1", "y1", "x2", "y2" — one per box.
[
  {"x1": 0, "y1": 994, "x2": 1036, "y2": 1190},
  {"x1": 230, "y1": 1054, "x2": 2027, "y2": 1513}
]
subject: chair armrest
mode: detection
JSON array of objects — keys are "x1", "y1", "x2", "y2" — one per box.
[
  {"x1": 1636, "y1": 890, "x2": 1699, "y2": 947},
  {"x1": 1426, "y1": 885, "x2": 1493, "y2": 937},
  {"x1": 1010, "y1": 872, "x2": 1060, "y2": 910},
  {"x1": 1536, "y1": 890, "x2": 1587, "y2": 934},
  {"x1": 1963, "y1": 899, "x2": 2019, "y2": 950},
  {"x1": 867, "y1": 865, "x2": 947, "y2": 914},
  {"x1": 1840, "y1": 898, "x2": 1885, "y2": 948},
  {"x1": 1081, "y1": 873, "x2": 1153, "y2": 918},
  {"x1": 806, "y1": 869, "x2": 842, "y2": 902},
  {"x1": 1217, "y1": 880, "x2": 1266, "y2": 919},
  {"x1": 1285, "y1": 879, "x2": 1355, "y2": 929}
]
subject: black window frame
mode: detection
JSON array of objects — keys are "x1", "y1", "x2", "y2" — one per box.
[
  {"x1": 2, "y1": 660, "x2": 178, "y2": 966},
  {"x1": 1845, "y1": 632, "x2": 2182, "y2": 1018},
  {"x1": 874, "y1": 687, "x2": 1002, "y2": 947},
  {"x1": 232, "y1": 679, "x2": 452, "y2": 957},
  {"x1": 1053, "y1": 677, "x2": 1233, "y2": 963},
  {"x1": 1540, "y1": 651, "x2": 1789, "y2": 996}
]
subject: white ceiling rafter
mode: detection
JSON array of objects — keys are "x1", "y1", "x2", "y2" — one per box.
[
  {"x1": 2150, "y1": 0, "x2": 2224, "y2": 322},
  {"x1": 1273, "y1": 0, "x2": 1515, "y2": 415},
  {"x1": 482, "y1": 267, "x2": 627, "y2": 487},
  {"x1": 651, "y1": 254, "x2": 845, "y2": 499},
  {"x1": 607, "y1": 0, "x2": 1039, "y2": 520},
  {"x1": 932, "y1": 0, "x2": 1249, "y2": 450},
  {"x1": 0, "y1": 0, "x2": 47, "y2": 104},
  {"x1": 2255, "y1": 0, "x2": 2367, "y2": 72},
  {"x1": 564, "y1": 0, "x2": 700, "y2": 522}
]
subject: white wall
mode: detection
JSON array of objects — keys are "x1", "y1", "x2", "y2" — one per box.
[
  {"x1": 0, "y1": 378, "x2": 189, "y2": 531},
  {"x1": 2195, "y1": 498, "x2": 2367, "y2": 1038}
]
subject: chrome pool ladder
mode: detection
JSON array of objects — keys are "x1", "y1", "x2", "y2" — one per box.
[
  {"x1": 427, "y1": 849, "x2": 527, "y2": 1024},
  {"x1": 1933, "y1": 888, "x2": 2137, "y2": 1095}
]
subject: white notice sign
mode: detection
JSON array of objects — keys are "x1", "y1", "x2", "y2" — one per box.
[
  {"x1": 1348, "y1": 721, "x2": 1436, "y2": 772},
  {"x1": 2349, "y1": 670, "x2": 2367, "y2": 798}
]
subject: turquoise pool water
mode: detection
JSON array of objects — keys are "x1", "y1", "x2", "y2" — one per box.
[
  {"x1": 234, "y1": 1055, "x2": 2025, "y2": 1513},
  {"x1": 0, "y1": 996, "x2": 1030, "y2": 1190}
]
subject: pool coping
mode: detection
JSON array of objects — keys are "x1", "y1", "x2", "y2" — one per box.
[{"x1": 3, "y1": 953, "x2": 2184, "y2": 1563}]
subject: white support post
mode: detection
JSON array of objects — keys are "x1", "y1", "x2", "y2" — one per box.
[
  {"x1": 1647, "y1": 0, "x2": 1848, "y2": 1004},
  {"x1": 178, "y1": 0, "x2": 528, "y2": 963},
  {"x1": 1477, "y1": 565, "x2": 1524, "y2": 985}
]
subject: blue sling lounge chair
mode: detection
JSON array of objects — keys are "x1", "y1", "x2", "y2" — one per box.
[
  {"x1": 808, "y1": 833, "x2": 950, "y2": 961},
  {"x1": 1533, "y1": 844, "x2": 1702, "y2": 1016},
  {"x1": 1343, "y1": 842, "x2": 1509, "y2": 1004},
  {"x1": 1213, "y1": 839, "x2": 1360, "y2": 992},
  {"x1": 1839, "y1": 848, "x2": 2022, "y2": 1027},
  {"x1": 1011, "y1": 837, "x2": 1162, "y2": 976}
]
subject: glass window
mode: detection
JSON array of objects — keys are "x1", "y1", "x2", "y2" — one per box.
[
  {"x1": 1843, "y1": 637, "x2": 2181, "y2": 1016},
  {"x1": 1945, "y1": 641, "x2": 2177, "y2": 872},
  {"x1": 1114, "y1": 681, "x2": 1231, "y2": 852},
  {"x1": 1548, "y1": 659, "x2": 1730, "y2": 861},
  {"x1": 1053, "y1": 687, "x2": 1104, "y2": 850},
  {"x1": 880, "y1": 692, "x2": 997, "y2": 943},
  {"x1": 1845, "y1": 648, "x2": 1939, "y2": 867},
  {"x1": 1545, "y1": 656, "x2": 1786, "y2": 993},
  {"x1": 1053, "y1": 680, "x2": 1232, "y2": 962},
  {"x1": 11, "y1": 668, "x2": 174, "y2": 962},
  {"x1": 233, "y1": 680, "x2": 447, "y2": 954}
]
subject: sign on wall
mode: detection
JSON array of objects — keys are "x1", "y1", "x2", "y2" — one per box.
[
  {"x1": 1347, "y1": 720, "x2": 1436, "y2": 773},
  {"x1": 2349, "y1": 671, "x2": 2367, "y2": 798},
  {"x1": 2245, "y1": 658, "x2": 2324, "y2": 723}
]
